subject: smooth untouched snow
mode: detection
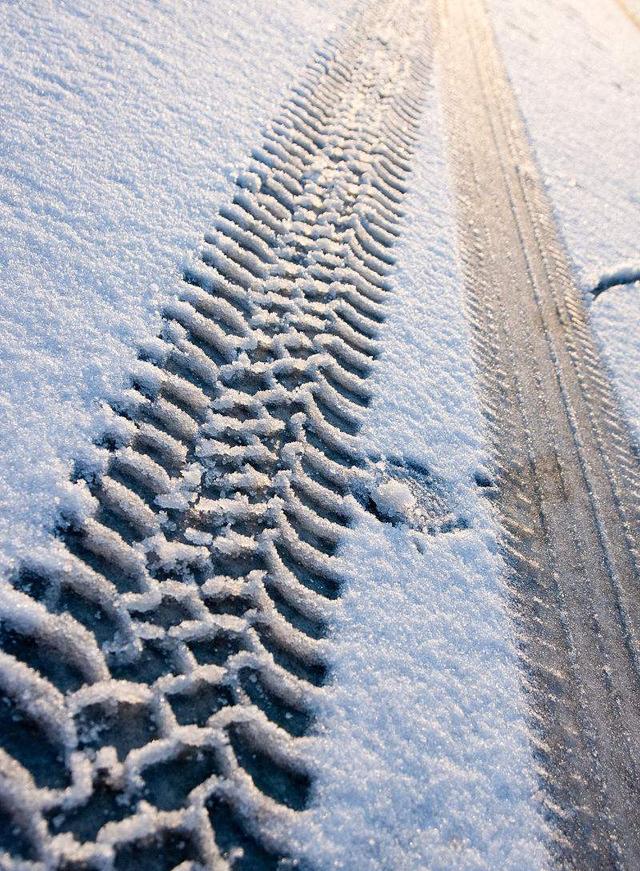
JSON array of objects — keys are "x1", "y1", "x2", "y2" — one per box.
[
  {"x1": 293, "y1": 67, "x2": 548, "y2": 871},
  {"x1": 0, "y1": 0, "x2": 357, "y2": 573},
  {"x1": 488, "y1": 0, "x2": 640, "y2": 441}
]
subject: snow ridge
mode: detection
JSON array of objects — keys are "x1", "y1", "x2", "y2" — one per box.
[
  {"x1": 592, "y1": 262, "x2": 640, "y2": 297},
  {"x1": 0, "y1": 2, "x2": 430, "y2": 868}
]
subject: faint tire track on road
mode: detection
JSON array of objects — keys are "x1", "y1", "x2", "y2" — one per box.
[{"x1": 438, "y1": 0, "x2": 640, "y2": 867}]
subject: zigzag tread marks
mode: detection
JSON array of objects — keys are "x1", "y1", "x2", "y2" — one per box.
[{"x1": 0, "y1": 1, "x2": 430, "y2": 867}]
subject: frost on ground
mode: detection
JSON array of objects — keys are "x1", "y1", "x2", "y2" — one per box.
[
  {"x1": 0, "y1": 0, "x2": 357, "y2": 573},
  {"x1": 488, "y1": 0, "x2": 640, "y2": 443},
  {"x1": 292, "y1": 73, "x2": 548, "y2": 871}
]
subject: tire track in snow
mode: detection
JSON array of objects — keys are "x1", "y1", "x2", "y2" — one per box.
[
  {"x1": 0, "y1": 3, "x2": 430, "y2": 868},
  {"x1": 438, "y1": 0, "x2": 640, "y2": 866}
]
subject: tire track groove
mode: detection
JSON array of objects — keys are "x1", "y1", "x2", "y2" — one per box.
[
  {"x1": 438, "y1": 0, "x2": 640, "y2": 866},
  {"x1": 0, "y1": 3, "x2": 430, "y2": 868}
]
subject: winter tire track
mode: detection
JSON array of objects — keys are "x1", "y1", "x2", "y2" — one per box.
[
  {"x1": 0, "y1": 3, "x2": 430, "y2": 868},
  {"x1": 437, "y1": 0, "x2": 640, "y2": 867}
]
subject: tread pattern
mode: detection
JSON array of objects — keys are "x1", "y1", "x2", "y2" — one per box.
[
  {"x1": 0, "y1": 3, "x2": 429, "y2": 868},
  {"x1": 438, "y1": 0, "x2": 640, "y2": 866}
]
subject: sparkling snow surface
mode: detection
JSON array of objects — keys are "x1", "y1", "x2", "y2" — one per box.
[
  {"x1": 294, "y1": 72, "x2": 549, "y2": 871},
  {"x1": 0, "y1": 0, "x2": 357, "y2": 571},
  {"x1": 488, "y1": 0, "x2": 640, "y2": 441}
]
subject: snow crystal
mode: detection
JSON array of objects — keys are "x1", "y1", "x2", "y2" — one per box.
[{"x1": 591, "y1": 284, "x2": 640, "y2": 438}]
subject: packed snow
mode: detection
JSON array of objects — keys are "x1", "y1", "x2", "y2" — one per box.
[
  {"x1": 371, "y1": 480, "x2": 417, "y2": 521},
  {"x1": 0, "y1": 0, "x2": 358, "y2": 572},
  {"x1": 488, "y1": 0, "x2": 640, "y2": 441}
]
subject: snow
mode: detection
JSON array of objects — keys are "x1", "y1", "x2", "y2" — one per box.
[
  {"x1": 487, "y1": 0, "x2": 640, "y2": 442},
  {"x1": 590, "y1": 284, "x2": 640, "y2": 438},
  {"x1": 0, "y1": 0, "x2": 357, "y2": 573},
  {"x1": 0, "y1": 0, "x2": 605, "y2": 865},
  {"x1": 592, "y1": 262, "x2": 640, "y2": 296},
  {"x1": 294, "y1": 63, "x2": 549, "y2": 871},
  {"x1": 371, "y1": 480, "x2": 417, "y2": 520}
]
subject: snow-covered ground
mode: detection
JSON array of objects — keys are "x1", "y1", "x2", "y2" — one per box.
[
  {"x1": 3, "y1": 0, "x2": 638, "y2": 867},
  {"x1": 488, "y1": 0, "x2": 640, "y2": 441},
  {"x1": 296, "y1": 66, "x2": 548, "y2": 870},
  {"x1": 0, "y1": 0, "x2": 357, "y2": 572}
]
